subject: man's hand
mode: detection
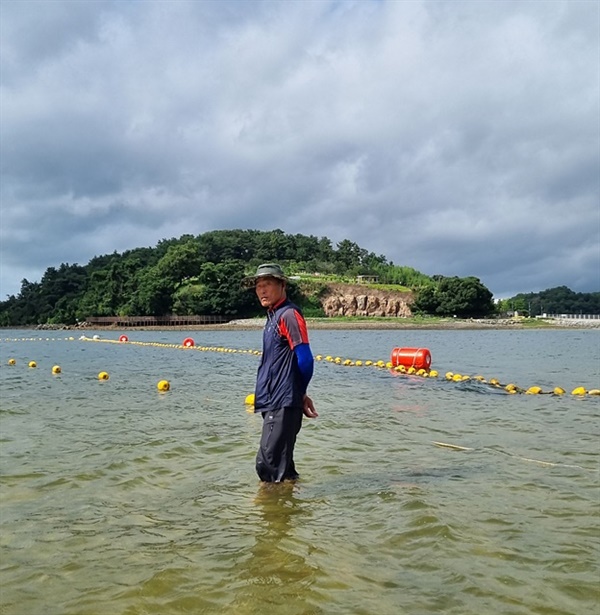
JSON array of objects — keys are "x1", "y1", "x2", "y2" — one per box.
[{"x1": 303, "y1": 394, "x2": 318, "y2": 418}]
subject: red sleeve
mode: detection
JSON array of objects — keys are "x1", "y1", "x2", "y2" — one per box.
[{"x1": 278, "y1": 309, "x2": 309, "y2": 349}]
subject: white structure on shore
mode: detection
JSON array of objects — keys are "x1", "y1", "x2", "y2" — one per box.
[{"x1": 542, "y1": 313, "x2": 599, "y2": 321}]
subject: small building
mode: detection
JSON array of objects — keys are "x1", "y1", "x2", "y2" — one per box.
[{"x1": 356, "y1": 275, "x2": 379, "y2": 284}]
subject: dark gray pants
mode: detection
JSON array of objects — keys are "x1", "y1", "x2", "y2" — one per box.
[{"x1": 255, "y1": 407, "x2": 303, "y2": 482}]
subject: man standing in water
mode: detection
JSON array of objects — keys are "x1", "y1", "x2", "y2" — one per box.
[{"x1": 245, "y1": 263, "x2": 318, "y2": 482}]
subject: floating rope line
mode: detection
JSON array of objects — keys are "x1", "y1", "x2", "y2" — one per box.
[
  {"x1": 2, "y1": 334, "x2": 599, "y2": 397},
  {"x1": 429, "y1": 440, "x2": 594, "y2": 472},
  {"x1": 431, "y1": 441, "x2": 474, "y2": 451},
  {"x1": 313, "y1": 355, "x2": 599, "y2": 397},
  {"x1": 2, "y1": 335, "x2": 596, "y2": 471}
]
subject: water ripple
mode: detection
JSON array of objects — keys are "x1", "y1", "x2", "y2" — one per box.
[{"x1": 0, "y1": 329, "x2": 598, "y2": 615}]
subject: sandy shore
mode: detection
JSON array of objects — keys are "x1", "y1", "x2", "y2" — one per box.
[
  {"x1": 196, "y1": 318, "x2": 598, "y2": 331},
  {"x1": 32, "y1": 317, "x2": 599, "y2": 332}
]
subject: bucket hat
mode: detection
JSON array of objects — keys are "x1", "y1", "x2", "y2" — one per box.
[{"x1": 243, "y1": 263, "x2": 288, "y2": 288}]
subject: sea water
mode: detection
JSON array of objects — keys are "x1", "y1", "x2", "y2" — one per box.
[{"x1": 0, "y1": 328, "x2": 598, "y2": 615}]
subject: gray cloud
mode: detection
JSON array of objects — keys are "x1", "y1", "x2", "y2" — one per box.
[{"x1": 1, "y1": 0, "x2": 598, "y2": 300}]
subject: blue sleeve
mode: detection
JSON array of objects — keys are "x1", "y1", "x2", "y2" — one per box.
[{"x1": 294, "y1": 342, "x2": 314, "y2": 393}]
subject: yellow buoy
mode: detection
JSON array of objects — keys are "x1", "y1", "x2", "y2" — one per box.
[
  {"x1": 452, "y1": 373, "x2": 463, "y2": 382},
  {"x1": 98, "y1": 371, "x2": 109, "y2": 380},
  {"x1": 445, "y1": 372, "x2": 454, "y2": 380},
  {"x1": 52, "y1": 365, "x2": 62, "y2": 374},
  {"x1": 8, "y1": 358, "x2": 16, "y2": 365},
  {"x1": 526, "y1": 386, "x2": 542, "y2": 395},
  {"x1": 245, "y1": 393, "x2": 255, "y2": 406},
  {"x1": 429, "y1": 370, "x2": 438, "y2": 378},
  {"x1": 315, "y1": 355, "x2": 323, "y2": 361},
  {"x1": 157, "y1": 379, "x2": 170, "y2": 392},
  {"x1": 571, "y1": 387, "x2": 586, "y2": 396},
  {"x1": 355, "y1": 360, "x2": 363, "y2": 366},
  {"x1": 588, "y1": 389, "x2": 600, "y2": 396},
  {"x1": 28, "y1": 361, "x2": 37, "y2": 368},
  {"x1": 553, "y1": 387, "x2": 566, "y2": 396}
]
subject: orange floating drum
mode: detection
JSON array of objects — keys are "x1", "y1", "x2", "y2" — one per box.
[
  {"x1": 391, "y1": 347, "x2": 432, "y2": 370},
  {"x1": 183, "y1": 337, "x2": 195, "y2": 347}
]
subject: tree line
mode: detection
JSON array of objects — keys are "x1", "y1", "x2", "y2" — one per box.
[
  {"x1": 0, "y1": 229, "x2": 595, "y2": 327},
  {"x1": 496, "y1": 286, "x2": 600, "y2": 317}
]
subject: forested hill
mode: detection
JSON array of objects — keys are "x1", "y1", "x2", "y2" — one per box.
[
  {"x1": 496, "y1": 286, "x2": 600, "y2": 318},
  {"x1": 0, "y1": 229, "x2": 596, "y2": 327}
]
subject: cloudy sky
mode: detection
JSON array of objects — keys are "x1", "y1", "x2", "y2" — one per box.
[{"x1": 1, "y1": 0, "x2": 598, "y2": 300}]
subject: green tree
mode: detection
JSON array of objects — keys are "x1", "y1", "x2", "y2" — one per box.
[
  {"x1": 374, "y1": 264, "x2": 431, "y2": 287},
  {"x1": 0, "y1": 228, "x2": 514, "y2": 325},
  {"x1": 172, "y1": 284, "x2": 211, "y2": 315},
  {"x1": 334, "y1": 239, "x2": 365, "y2": 272},
  {"x1": 196, "y1": 260, "x2": 257, "y2": 316},
  {"x1": 414, "y1": 276, "x2": 494, "y2": 317},
  {"x1": 505, "y1": 286, "x2": 600, "y2": 316},
  {"x1": 154, "y1": 241, "x2": 203, "y2": 285},
  {"x1": 133, "y1": 271, "x2": 174, "y2": 315}
]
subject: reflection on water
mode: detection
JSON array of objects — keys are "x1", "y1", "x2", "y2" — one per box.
[
  {"x1": 0, "y1": 329, "x2": 598, "y2": 615},
  {"x1": 227, "y1": 482, "x2": 323, "y2": 615}
]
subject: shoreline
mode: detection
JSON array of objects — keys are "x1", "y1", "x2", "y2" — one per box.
[{"x1": 19, "y1": 317, "x2": 600, "y2": 332}]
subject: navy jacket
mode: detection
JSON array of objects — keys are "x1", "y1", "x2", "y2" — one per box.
[{"x1": 254, "y1": 298, "x2": 311, "y2": 412}]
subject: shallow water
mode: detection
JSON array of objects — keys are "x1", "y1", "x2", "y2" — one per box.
[{"x1": 1, "y1": 328, "x2": 598, "y2": 615}]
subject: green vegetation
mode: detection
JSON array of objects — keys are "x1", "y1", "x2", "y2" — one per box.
[
  {"x1": 516, "y1": 318, "x2": 557, "y2": 328},
  {"x1": 496, "y1": 286, "x2": 600, "y2": 317},
  {"x1": 412, "y1": 275, "x2": 495, "y2": 319},
  {"x1": 0, "y1": 229, "x2": 595, "y2": 327}
]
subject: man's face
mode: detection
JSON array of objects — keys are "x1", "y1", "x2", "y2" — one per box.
[{"x1": 255, "y1": 277, "x2": 286, "y2": 309}]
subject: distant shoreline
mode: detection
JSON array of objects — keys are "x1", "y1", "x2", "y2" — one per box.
[{"x1": 17, "y1": 317, "x2": 600, "y2": 333}]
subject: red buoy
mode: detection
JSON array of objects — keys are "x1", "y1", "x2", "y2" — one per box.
[
  {"x1": 183, "y1": 337, "x2": 195, "y2": 347},
  {"x1": 119, "y1": 335, "x2": 129, "y2": 342},
  {"x1": 391, "y1": 347, "x2": 432, "y2": 370}
]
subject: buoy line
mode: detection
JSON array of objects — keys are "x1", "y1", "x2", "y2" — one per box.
[
  {"x1": 75, "y1": 335, "x2": 263, "y2": 356},
  {"x1": 3, "y1": 335, "x2": 598, "y2": 397},
  {"x1": 1, "y1": 336, "x2": 77, "y2": 342},
  {"x1": 313, "y1": 356, "x2": 599, "y2": 397},
  {"x1": 2, "y1": 335, "x2": 597, "y2": 470}
]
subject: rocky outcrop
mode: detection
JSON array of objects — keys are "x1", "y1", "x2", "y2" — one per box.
[{"x1": 320, "y1": 284, "x2": 413, "y2": 318}]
